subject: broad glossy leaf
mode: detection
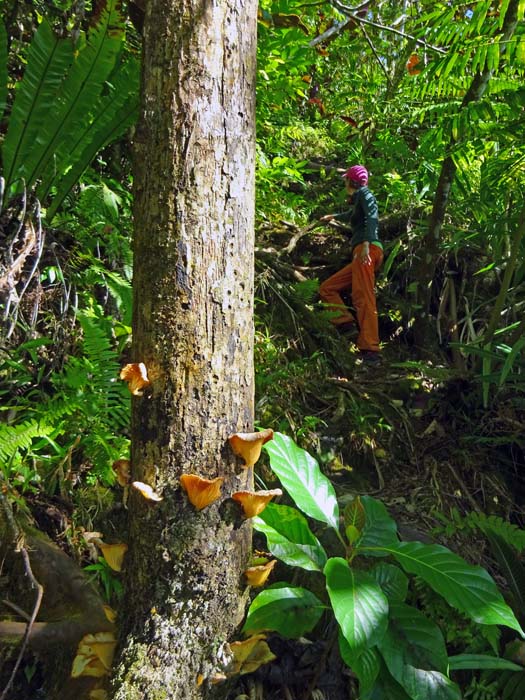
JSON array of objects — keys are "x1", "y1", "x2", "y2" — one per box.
[
  {"x1": 242, "y1": 584, "x2": 325, "y2": 638},
  {"x1": 339, "y1": 633, "x2": 380, "y2": 696},
  {"x1": 358, "y1": 496, "x2": 399, "y2": 555},
  {"x1": 370, "y1": 563, "x2": 409, "y2": 603},
  {"x1": 264, "y1": 433, "x2": 339, "y2": 531},
  {"x1": 370, "y1": 541, "x2": 524, "y2": 634},
  {"x1": 344, "y1": 496, "x2": 366, "y2": 530},
  {"x1": 253, "y1": 502, "x2": 327, "y2": 571},
  {"x1": 378, "y1": 603, "x2": 460, "y2": 700},
  {"x1": 363, "y1": 660, "x2": 412, "y2": 700},
  {"x1": 324, "y1": 557, "x2": 388, "y2": 655},
  {"x1": 448, "y1": 654, "x2": 523, "y2": 671}
]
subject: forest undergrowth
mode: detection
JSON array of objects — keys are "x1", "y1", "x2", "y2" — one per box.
[{"x1": 2, "y1": 173, "x2": 525, "y2": 700}]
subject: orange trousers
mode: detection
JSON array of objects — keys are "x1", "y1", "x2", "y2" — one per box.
[{"x1": 319, "y1": 243, "x2": 383, "y2": 352}]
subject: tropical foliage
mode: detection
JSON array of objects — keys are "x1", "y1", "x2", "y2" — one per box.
[
  {"x1": 247, "y1": 433, "x2": 524, "y2": 700},
  {"x1": 1, "y1": 0, "x2": 525, "y2": 697}
]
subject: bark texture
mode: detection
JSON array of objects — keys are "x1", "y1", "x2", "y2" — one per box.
[{"x1": 112, "y1": 0, "x2": 257, "y2": 697}]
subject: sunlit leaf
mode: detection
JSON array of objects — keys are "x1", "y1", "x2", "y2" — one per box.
[
  {"x1": 242, "y1": 583, "x2": 325, "y2": 637},
  {"x1": 264, "y1": 432, "x2": 339, "y2": 531}
]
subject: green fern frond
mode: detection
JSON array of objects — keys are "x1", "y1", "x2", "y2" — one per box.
[
  {"x1": 291, "y1": 279, "x2": 319, "y2": 304},
  {"x1": 467, "y1": 512, "x2": 525, "y2": 552},
  {"x1": 21, "y1": 0, "x2": 126, "y2": 197},
  {"x1": 2, "y1": 20, "x2": 74, "y2": 191},
  {"x1": 44, "y1": 54, "x2": 139, "y2": 214},
  {"x1": 0, "y1": 419, "x2": 54, "y2": 466}
]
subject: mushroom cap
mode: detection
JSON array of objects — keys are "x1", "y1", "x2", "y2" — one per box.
[
  {"x1": 112, "y1": 459, "x2": 131, "y2": 486},
  {"x1": 228, "y1": 429, "x2": 274, "y2": 467},
  {"x1": 131, "y1": 481, "x2": 163, "y2": 502},
  {"x1": 231, "y1": 489, "x2": 282, "y2": 518},
  {"x1": 228, "y1": 634, "x2": 277, "y2": 675},
  {"x1": 180, "y1": 474, "x2": 224, "y2": 510},
  {"x1": 120, "y1": 362, "x2": 151, "y2": 395},
  {"x1": 244, "y1": 559, "x2": 277, "y2": 587},
  {"x1": 94, "y1": 541, "x2": 128, "y2": 572}
]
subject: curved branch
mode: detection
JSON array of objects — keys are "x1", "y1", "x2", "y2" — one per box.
[{"x1": 310, "y1": 1, "x2": 447, "y2": 54}]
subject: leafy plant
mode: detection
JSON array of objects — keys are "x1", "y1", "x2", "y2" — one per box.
[
  {"x1": 0, "y1": 0, "x2": 139, "y2": 219},
  {"x1": 245, "y1": 433, "x2": 524, "y2": 700},
  {"x1": 0, "y1": 304, "x2": 130, "y2": 491},
  {"x1": 84, "y1": 557, "x2": 123, "y2": 603}
]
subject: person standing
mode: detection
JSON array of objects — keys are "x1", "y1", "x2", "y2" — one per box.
[{"x1": 319, "y1": 165, "x2": 383, "y2": 364}]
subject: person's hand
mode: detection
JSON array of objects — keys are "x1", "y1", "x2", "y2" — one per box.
[
  {"x1": 320, "y1": 214, "x2": 334, "y2": 222},
  {"x1": 359, "y1": 243, "x2": 371, "y2": 265}
]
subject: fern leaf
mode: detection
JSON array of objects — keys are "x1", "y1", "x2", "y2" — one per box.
[
  {"x1": 46, "y1": 56, "x2": 139, "y2": 218},
  {"x1": 468, "y1": 512, "x2": 525, "y2": 552},
  {"x1": 22, "y1": 0, "x2": 126, "y2": 198},
  {"x1": 0, "y1": 419, "x2": 53, "y2": 465},
  {"x1": 2, "y1": 20, "x2": 73, "y2": 191}
]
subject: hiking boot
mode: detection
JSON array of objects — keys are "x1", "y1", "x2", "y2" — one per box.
[
  {"x1": 335, "y1": 322, "x2": 358, "y2": 337},
  {"x1": 360, "y1": 351, "x2": 382, "y2": 366}
]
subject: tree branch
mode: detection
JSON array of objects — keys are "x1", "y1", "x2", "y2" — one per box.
[{"x1": 309, "y1": 1, "x2": 446, "y2": 54}]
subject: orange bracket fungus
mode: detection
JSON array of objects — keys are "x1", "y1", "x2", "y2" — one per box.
[
  {"x1": 131, "y1": 480, "x2": 163, "y2": 502},
  {"x1": 180, "y1": 474, "x2": 224, "y2": 510},
  {"x1": 231, "y1": 489, "x2": 282, "y2": 518},
  {"x1": 228, "y1": 634, "x2": 277, "y2": 675},
  {"x1": 91, "y1": 539, "x2": 128, "y2": 572},
  {"x1": 119, "y1": 362, "x2": 151, "y2": 395},
  {"x1": 71, "y1": 632, "x2": 117, "y2": 678},
  {"x1": 244, "y1": 559, "x2": 277, "y2": 587},
  {"x1": 228, "y1": 428, "x2": 274, "y2": 468},
  {"x1": 112, "y1": 459, "x2": 131, "y2": 487}
]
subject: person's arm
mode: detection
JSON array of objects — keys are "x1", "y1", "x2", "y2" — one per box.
[
  {"x1": 320, "y1": 208, "x2": 352, "y2": 223},
  {"x1": 362, "y1": 189, "x2": 379, "y2": 240}
]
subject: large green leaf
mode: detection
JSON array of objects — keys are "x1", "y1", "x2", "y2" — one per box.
[
  {"x1": 339, "y1": 634, "x2": 380, "y2": 696},
  {"x1": 363, "y1": 660, "x2": 412, "y2": 700},
  {"x1": 264, "y1": 432, "x2": 339, "y2": 531},
  {"x1": 378, "y1": 602, "x2": 460, "y2": 700},
  {"x1": 367, "y1": 541, "x2": 524, "y2": 634},
  {"x1": 242, "y1": 583, "x2": 325, "y2": 638},
  {"x1": 448, "y1": 654, "x2": 523, "y2": 671},
  {"x1": 22, "y1": 0, "x2": 126, "y2": 197},
  {"x1": 324, "y1": 557, "x2": 388, "y2": 655},
  {"x1": 3, "y1": 20, "x2": 73, "y2": 189},
  {"x1": 46, "y1": 56, "x2": 139, "y2": 218},
  {"x1": 370, "y1": 563, "x2": 409, "y2": 603},
  {"x1": 358, "y1": 496, "x2": 399, "y2": 555},
  {"x1": 253, "y1": 502, "x2": 327, "y2": 571}
]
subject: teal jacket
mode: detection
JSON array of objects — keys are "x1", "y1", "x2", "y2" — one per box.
[{"x1": 333, "y1": 186, "x2": 381, "y2": 249}]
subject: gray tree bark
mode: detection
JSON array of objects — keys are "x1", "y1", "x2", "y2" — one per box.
[{"x1": 111, "y1": 0, "x2": 258, "y2": 697}]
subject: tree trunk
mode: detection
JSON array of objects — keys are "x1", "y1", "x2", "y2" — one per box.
[{"x1": 111, "y1": 0, "x2": 257, "y2": 697}]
